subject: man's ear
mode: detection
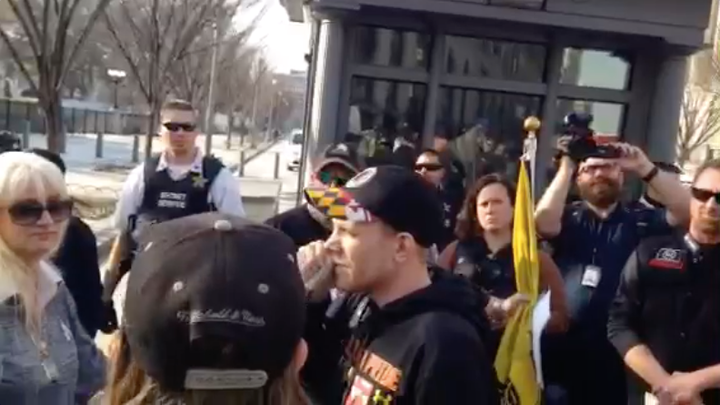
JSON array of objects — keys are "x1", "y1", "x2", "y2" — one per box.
[{"x1": 393, "y1": 232, "x2": 416, "y2": 263}]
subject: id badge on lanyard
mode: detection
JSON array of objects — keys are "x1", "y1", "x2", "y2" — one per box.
[{"x1": 581, "y1": 265, "x2": 602, "y2": 288}]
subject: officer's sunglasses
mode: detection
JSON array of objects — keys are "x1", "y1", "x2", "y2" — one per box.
[
  {"x1": 163, "y1": 122, "x2": 196, "y2": 132},
  {"x1": 691, "y1": 187, "x2": 720, "y2": 204},
  {"x1": 318, "y1": 170, "x2": 350, "y2": 186},
  {"x1": 415, "y1": 163, "x2": 444, "y2": 172},
  {"x1": 4, "y1": 199, "x2": 73, "y2": 226}
]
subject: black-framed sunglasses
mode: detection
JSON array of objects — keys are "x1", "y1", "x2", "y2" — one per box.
[
  {"x1": 6, "y1": 199, "x2": 73, "y2": 226},
  {"x1": 415, "y1": 163, "x2": 443, "y2": 172},
  {"x1": 691, "y1": 187, "x2": 720, "y2": 204},
  {"x1": 162, "y1": 122, "x2": 196, "y2": 132}
]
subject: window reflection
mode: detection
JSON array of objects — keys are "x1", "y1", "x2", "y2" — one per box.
[
  {"x1": 560, "y1": 48, "x2": 632, "y2": 90},
  {"x1": 555, "y1": 99, "x2": 625, "y2": 136},
  {"x1": 436, "y1": 88, "x2": 543, "y2": 180},
  {"x1": 352, "y1": 26, "x2": 431, "y2": 69},
  {"x1": 347, "y1": 78, "x2": 427, "y2": 166},
  {"x1": 445, "y1": 36, "x2": 547, "y2": 82}
]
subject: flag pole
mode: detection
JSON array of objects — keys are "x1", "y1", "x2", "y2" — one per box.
[{"x1": 522, "y1": 116, "x2": 541, "y2": 201}]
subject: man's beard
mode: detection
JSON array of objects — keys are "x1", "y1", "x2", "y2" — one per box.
[{"x1": 578, "y1": 178, "x2": 621, "y2": 209}]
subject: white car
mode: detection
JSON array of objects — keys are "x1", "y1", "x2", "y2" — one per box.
[{"x1": 286, "y1": 130, "x2": 303, "y2": 171}]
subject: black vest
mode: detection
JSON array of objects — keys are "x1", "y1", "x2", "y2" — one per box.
[{"x1": 132, "y1": 155, "x2": 223, "y2": 236}]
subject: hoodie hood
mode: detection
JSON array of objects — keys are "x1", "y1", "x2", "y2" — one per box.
[{"x1": 358, "y1": 268, "x2": 489, "y2": 342}]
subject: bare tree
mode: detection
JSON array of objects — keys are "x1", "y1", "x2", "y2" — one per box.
[
  {"x1": 102, "y1": 0, "x2": 249, "y2": 158},
  {"x1": 0, "y1": 0, "x2": 114, "y2": 151},
  {"x1": 678, "y1": 91, "x2": 720, "y2": 166}
]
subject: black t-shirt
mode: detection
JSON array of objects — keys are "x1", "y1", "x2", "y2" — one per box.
[
  {"x1": 264, "y1": 205, "x2": 330, "y2": 249},
  {"x1": 52, "y1": 216, "x2": 102, "y2": 337}
]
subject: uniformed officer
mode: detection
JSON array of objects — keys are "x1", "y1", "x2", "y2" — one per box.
[
  {"x1": 608, "y1": 158, "x2": 720, "y2": 405},
  {"x1": 415, "y1": 148, "x2": 463, "y2": 252},
  {"x1": 535, "y1": 137, "x2": 691, "y2": 405},
  {"x1": 100, "y1": 99, "x2": 245, "y2": 332}
]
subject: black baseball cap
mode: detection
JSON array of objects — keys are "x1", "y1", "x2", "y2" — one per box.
[
  {"x1": 304, "y1": 165, "x2": 443, "y2": 247},
  {"x1": 123, "y1": 213, "x2": 306, "y2": 392},
  {"x1": 315, "y1": 142, "x2": 362, "y2": 174}
]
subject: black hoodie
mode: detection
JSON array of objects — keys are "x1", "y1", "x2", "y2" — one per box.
[{"x1": 303, "y1": 268, "x2": 499, "y2": 405}]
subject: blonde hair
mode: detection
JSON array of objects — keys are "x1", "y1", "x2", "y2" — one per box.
[
  {"x1": 0, "y1": 151, "x2": 69, "y2": 335},
  {"x1": 103, "y1": 330, "x2": 150, "y2": 405},
  {"x1": 102, "y1": 330, "x2": 310, "y2": 405}
]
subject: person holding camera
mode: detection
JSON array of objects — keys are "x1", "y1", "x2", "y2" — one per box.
[{"x1": 534, "y1": 112, "x2": 691, "y2": 405}]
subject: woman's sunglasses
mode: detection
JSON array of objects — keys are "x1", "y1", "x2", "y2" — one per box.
[
  {"x1": 162, "y1": 122, "x2": 196, "y2": 132},
  {"x1": 415, "y1": 163, "x2": 443, "y2": 172},
  {"x1": 691, "y1": 187, "x2": 720, "y2": 204},
  {"x1": 7, "y1": 199, "x2": 73, "y2": 226}
]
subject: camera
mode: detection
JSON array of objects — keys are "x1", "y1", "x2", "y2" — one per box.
[{"x1": 562, "y1": 112, "x2": 620, "y2": 161}]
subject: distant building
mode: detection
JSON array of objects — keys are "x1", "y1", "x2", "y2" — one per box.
[{"x1": 281, "y1": 0, "x2": 714, "y2": 188}]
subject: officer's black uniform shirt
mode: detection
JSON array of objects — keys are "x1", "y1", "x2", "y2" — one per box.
[
  {"x1": 608, "y1": 234, "x2": 720, "y2": 404},
  {"x1": 550, "y1": 201, "x2": 672, "y2": 331}
]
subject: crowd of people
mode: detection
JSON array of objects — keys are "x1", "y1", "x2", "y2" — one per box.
[{"x1": 0, "y1": 98, "x2": 718, "y2": 405}]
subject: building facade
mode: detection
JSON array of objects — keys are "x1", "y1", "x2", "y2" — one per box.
[{"x1": 281, "y1": 0, "x2": 714, "y2": 187}]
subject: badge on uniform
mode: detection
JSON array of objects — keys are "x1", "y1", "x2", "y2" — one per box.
[
  {"x1": 581, "y1": 265, "x2": 601, "y2": 288},
  {"x1": 648, "y1": 248, "x2": 685, "y2": 270},
  {"x1": 191, "y1": 174, "x2": 208, "y2": 189}
]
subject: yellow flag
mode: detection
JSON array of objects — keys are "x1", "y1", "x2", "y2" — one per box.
[{"x1": 493, "y1": 162, "x2": 541, "y2": 405}]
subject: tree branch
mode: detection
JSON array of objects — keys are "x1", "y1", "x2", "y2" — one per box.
[
  {"x1": 58, "y1": 0, "x2": 114, "y2": 87},
  {"x1": 0, "y1": 26, "x2": 38, "y2": 94}
]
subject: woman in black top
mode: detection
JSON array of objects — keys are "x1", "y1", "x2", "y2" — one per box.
[{"x1": 438, "y1": 174, "x2": 569, "y2": 354}]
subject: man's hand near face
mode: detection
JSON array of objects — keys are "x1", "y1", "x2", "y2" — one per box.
[{"x1": 297, "y1": 240, "x2": 335, "y2": 302}]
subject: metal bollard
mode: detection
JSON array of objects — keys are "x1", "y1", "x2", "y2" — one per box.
[
  {"x1": 22, "y1": 120, "x2": 30, "y2": 148},
  {"x1": 239, "y1": 150, "x2": 246, "y2": 177},
  {"x1": 131, "y1": 134, "x2": 140, "y2": 163},
  {"x1": 274, "y1": 152, "x2": 280, "y2": 180},
  {"x1": 95, "y1": 132, "x2": 104, "y2": 158}
]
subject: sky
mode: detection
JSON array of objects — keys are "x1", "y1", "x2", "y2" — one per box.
[{"x1": 245, "y1": 0, "x2": 310, "y2": 73}]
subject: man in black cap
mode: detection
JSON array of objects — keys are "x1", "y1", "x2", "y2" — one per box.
[
  {"x1": 120, "y1": 213, "x2": 309, "y2": 403},
  {"x1": 265, "y1": 142, "x2": 362, "y2": 248},
  {"x1": 300, "y1": 165, "x2": 499, "y2": 405}
]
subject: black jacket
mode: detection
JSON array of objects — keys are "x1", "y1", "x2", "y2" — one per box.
[
  {"x1": 608, "y1": 233, "x2": 720, "y2": 404},
  {"x1": 303, "y1": 268, "x2": 498, "y2": 405},
  {"x1": 52, "y1": 216, "x2": 103, "y2": 337},
  {"x1": 264, "y1": 204, "x2": 330, "y2": 249}
]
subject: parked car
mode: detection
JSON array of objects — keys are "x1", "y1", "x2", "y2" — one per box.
[{"x1": 286, "y1": 130, "x2": 303, "y2": 171}]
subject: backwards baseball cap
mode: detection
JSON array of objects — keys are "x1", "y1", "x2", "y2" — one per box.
[
  {"x1": 304, "y1": 165, "x2": 443, "y2": 247},
  {"x1": 315, "y1": 142, "x2": 362, "y2": 174},
  {"x1": 123, "y1": 213, "x2": 306, "y2": 392}
]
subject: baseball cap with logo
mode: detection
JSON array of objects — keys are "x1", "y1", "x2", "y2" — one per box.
[
  {"x1": 315, "y1": 142, "x2": 362, "y2": 173},
  {"x1": 304, "y1": 165, "x2": 443, "y2": 247},
  {"x1": 123, "y1": 213, "x2": 306, "y2": 392}
]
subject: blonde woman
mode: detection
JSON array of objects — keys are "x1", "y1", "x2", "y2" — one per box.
[{"x1": 0, "y1": 151, "x2": 106, "y2": 404}]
